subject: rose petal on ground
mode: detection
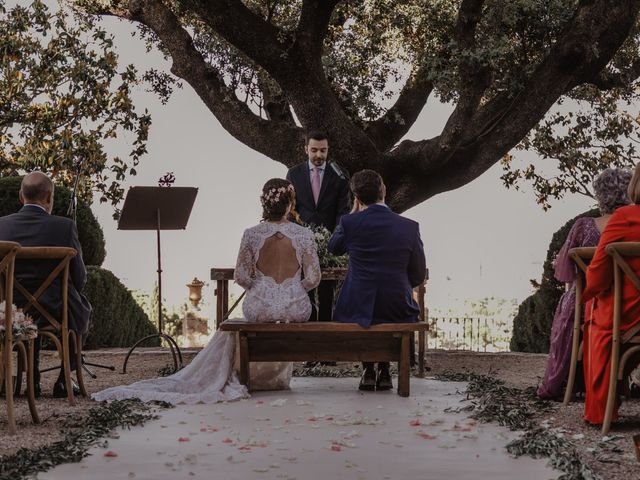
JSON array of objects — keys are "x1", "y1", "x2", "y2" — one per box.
[
  {"x1": 178, "y1": 437, "x2": 190, "y2": 443},
  {"x1": 409, "y1": 419, "x2": 421, "y2": 427},
  {"x1": 104, "y1": 451, "x2": 118, "y2": 458}
]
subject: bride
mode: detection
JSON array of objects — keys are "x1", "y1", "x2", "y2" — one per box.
[{"x1": 92, "y1": 179, "x2": 321, "y2": 404}]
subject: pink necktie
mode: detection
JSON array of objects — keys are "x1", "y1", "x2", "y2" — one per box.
[{"x1": 311, "y1": 167, "x2": 321, "y2": 205}]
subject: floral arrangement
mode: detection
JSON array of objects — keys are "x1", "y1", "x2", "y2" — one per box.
[
  {"x1": 0, "y1": 302, "x2": 37, "y2": 341},
  {"x1": 306, "y1": 223, "x2": 349, "y2": 269}
]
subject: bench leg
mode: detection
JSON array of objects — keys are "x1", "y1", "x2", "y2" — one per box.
[
  {"x1": 239, "y1": 333, "x2": 250, "y2": 392},
  {"x1": 418, "y1": 330, "x2": 425, "y2": 377},
  {"x1": 398, "y1": 333, "x2": 410, "y2": 397}
]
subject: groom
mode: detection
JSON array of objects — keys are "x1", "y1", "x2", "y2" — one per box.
[{"x1": 328, "y1": 170, "x2": 426, "y2": 391}]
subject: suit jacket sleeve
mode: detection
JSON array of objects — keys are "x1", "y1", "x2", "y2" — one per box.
[
  {"x1": 69, "y1": 221, "x2": 87, "y2": 290},
  {"x1": 328, "y1": 218, "x2": 348, "y2": 256},
  {"x1": 334, "y1": 178, "x2": 350, "y2": 231},
  {"x1": 407, "y1": 227, "x2": 427, "y2": 288},
  {"x1": 583, "y1": 209, "x2": 629, "y2": 302}
]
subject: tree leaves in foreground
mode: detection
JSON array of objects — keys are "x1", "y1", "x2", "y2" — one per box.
[
  {"x1": 0, "y1": 0, "x2": 150, "y2": 215},
  {"x1": 73, "y1": 0, "x2": 640, "y2": 212}
]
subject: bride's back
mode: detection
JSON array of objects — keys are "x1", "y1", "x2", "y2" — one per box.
[{"x1": 256, "y1": 232, "x2": 300, "y2": 283}]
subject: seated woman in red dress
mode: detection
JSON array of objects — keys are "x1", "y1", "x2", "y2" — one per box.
[{"x1": 582, "y1": 163, "x2": 640, "y2": 424}]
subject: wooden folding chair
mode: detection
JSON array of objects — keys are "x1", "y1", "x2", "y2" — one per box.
[
  {"x1": 563, "y1": 246, "x2": 596, "y2": 405},
  {"x1": 0, "y1": 241, "x2": 39, "y2": 434},
  {"x1": 13, "y1": 247, "x2": 86, "y2": 406},
  {"x1": 600, "y1": 242, "x2": 640, "y2": 434}
]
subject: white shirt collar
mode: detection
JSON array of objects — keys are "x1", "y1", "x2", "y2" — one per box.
[
  {"x1": 308, "y1": 160, "x2": 326, "y2": 171},
  {"x1": 24, "y1": 203, "x2": 47, "y2": 212}
]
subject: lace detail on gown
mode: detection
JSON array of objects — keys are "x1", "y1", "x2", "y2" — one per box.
[
  {"x1": 235, "y1": 222, "x2": 321, "y2": 322},
  {"x1": 92, "y1": 222, "x2": 320, "y2": 404}
]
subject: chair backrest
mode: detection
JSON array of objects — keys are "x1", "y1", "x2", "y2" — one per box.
[
  {"x1": 13, "y1": 246, "x2": 76, "y2": 332},
  {"x1": 0, "y1": 241, "x2": 20, "y2": 344},
  {"x1": 605, "y1": 242, "x2": 640, "y2": 343},
  {"x1": 256, "y1": 233, "x2": 300, "y2": 284}
]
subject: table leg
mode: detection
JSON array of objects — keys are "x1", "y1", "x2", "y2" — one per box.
[
  {"x1": 418, "y1": 330, "x2": 425, "y2": 377},
  {"x1": 398, "y1": 333, "x2": 410, "y2": 397},
  {"x1": 216, "y1": 280, "x2": 223, "y2": 329}
]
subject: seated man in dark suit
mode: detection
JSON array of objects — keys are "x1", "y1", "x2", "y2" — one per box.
[
  {"x1": 328, "y1": 170, "x2": 426, "y2": 391},
  {"x1": 0, "y1": 172, "x2": 91, "y2": 397}
]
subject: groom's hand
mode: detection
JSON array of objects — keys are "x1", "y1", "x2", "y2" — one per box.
[{"x1": 350, "y1": 198, "x2": 364, "y2": 214}]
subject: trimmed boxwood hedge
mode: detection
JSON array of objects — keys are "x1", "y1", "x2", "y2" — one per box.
[
  {"x1": 83, "y1": 266, "x2": 160, "y2": 349},
  {"x1": 510, "y1": 208, "x2": 600, "y2": 352},
  {"x1": 0, "y1": 176, "x2": 106, "y2": 266}
]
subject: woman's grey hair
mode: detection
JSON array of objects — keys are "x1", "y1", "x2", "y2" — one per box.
[{"x1": 593, "y1": 167, "x2": 633, "y2": 214}]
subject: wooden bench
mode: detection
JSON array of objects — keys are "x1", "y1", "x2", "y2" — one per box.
[{"x1": 219, "y1": 320, "x2": 429, "y2": 397}]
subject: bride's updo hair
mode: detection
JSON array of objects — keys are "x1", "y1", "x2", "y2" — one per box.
[{"x1": 260, "y1": 178, "x2": 299, "y2": 222}]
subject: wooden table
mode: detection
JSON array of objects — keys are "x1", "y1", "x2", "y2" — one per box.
[{"x1": 210, "y1": 267, "x2": 429, "y2": 375}]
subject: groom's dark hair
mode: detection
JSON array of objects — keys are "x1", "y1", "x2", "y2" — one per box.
[{"x1": 350, "y1": 170, "x2": 384, "y2": 205}]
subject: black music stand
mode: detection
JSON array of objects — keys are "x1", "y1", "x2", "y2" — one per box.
[{"x1": 119, "y1": 186, "x2": 198, "y2": 373}]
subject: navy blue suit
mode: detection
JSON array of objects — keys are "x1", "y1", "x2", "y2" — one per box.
[{"x1": 328, "y1": 204, "x2": 426, "y2": 327}]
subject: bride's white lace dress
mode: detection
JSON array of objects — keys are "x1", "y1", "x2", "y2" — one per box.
[{"x1": 92, "y1": 221, "x2": 320, "y2": 404}]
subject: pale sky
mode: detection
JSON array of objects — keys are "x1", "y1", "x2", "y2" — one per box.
[{"x1": 72, "y1": 12, "x2": 596, "y2": 316}]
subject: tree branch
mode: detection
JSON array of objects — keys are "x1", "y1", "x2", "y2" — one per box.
[
  {"x1": 446, "y1": 0, "x2": 640, "y2": 182},
  {"x1": 588, "y1": 58, "x2": 640, "y2": 90},
  {"x1": 125, "y1": 0, "x2": 302, "y2": 166},
  {"x1": 364, "y1": 63, "x2": 433, "y2": 151},
  {"x1": 434, "y1": 0, "x2": 488, "y2": 160},
  {"x1": 182, "y1": 0, "x2": 291, "y2": 79},
  {"x1": 296, "y1": 0, "x2": 342, "y2": 58},
  {"x1": 387, "y1": 0, "x2": 640, "y2": 211}
]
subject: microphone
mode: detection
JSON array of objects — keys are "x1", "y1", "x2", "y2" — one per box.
[{"x1": 329, "y1": 161, "x2": 348, "y2": 180}]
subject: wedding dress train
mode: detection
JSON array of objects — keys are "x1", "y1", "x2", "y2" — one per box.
[{"x1": 92, "y1": 222, "x2": 321, "y2": 404}]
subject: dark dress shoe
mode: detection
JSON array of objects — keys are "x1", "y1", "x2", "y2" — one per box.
[
  {"x1": 53, "y1": 380, "x2": 80, "y2": 398},
  {"x1": 376, "y1": 369, "x2": 393, "y2": 391},
  {"x1": 359, "y1": 369, "x2": 376, "y2": 391}
]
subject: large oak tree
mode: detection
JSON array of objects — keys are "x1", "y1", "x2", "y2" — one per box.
[{"x1": 76, "y1": 0, "x2": 640, "y2": 211}]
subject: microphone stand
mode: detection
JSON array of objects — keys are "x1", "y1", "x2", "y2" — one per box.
[{"x1": 66, "y1": 156, "x2": 116, "y2": 377}]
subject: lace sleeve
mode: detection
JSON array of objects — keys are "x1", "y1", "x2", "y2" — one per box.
[
  {"x1": 300, "y1": 230, "x2": 321, "y2": 292},
  {"x1": 234, "y1": 229, "x2": 255, "y2": 290}
]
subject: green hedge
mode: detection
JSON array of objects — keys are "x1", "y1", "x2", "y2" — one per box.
[
  {"x1": 510, "y1": 208, "x2": 599, "y2": 352},
  {"x1": 0, "y1": 176, "x2": 106, "y2": 266},
  {"x1": 83, "y1": 266, "x2": 160, "y2": 349}
]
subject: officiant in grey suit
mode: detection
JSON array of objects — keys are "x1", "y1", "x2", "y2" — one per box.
[
  {"x1": 286, "y1": 130, "x2": 350, "y2": 322},
  {"x1": 0, "y1": 172, "x2": 91, "y2": 398}
]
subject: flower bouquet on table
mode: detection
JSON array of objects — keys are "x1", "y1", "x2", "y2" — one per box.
[
  {"x1": 0, "y1": 301, "x2": 37, "y2": 341},
  {"x1": 305, "y1": 223, "x2": 348, "y2": 269}
]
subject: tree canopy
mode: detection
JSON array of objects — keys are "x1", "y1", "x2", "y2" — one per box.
[
  {"x1": 74, "y1": 0, "x2": 640, "y2": 211},
  {"x1": 0, "y1": 0, "x2": 150, "y2": 211}
]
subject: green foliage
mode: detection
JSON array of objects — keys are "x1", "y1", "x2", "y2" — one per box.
[
  {"x1": 83, "y1": 266, "x2": 159, "y2": 349},
  {"x1": 510, "y1": 208, "x2": 600, "y2": 352},
  {"x1": 0, "y1": 176, "x2": 105, "y2": 266},
  {"x1": 306, "y1": 223, "x2": 348, "y2": 269},
  {"x1": 0, "y1": 0, "x2": 150, "y2": 216}
]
